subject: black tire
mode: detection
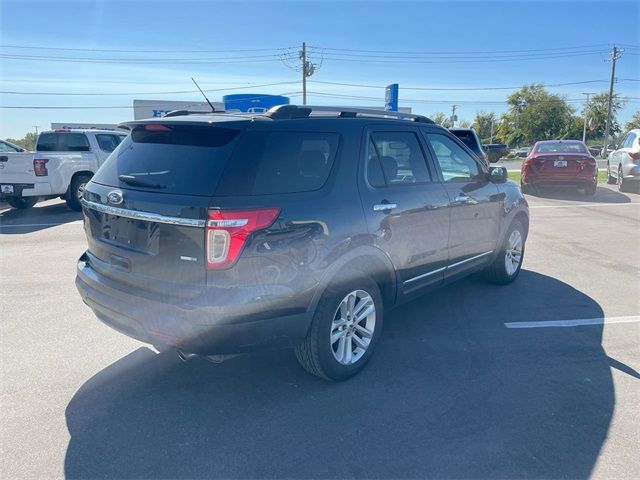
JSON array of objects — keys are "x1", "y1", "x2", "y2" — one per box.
[
  {"x1": 484, "y1": 219, "x2": 526, "y2": 285},
  {"x1": 6, "y1": 196, "x2": 38, "y2": 210},
  {"x1": 618, "y1": 166, "x2": 631, "y2": 193},
  {"x1": 606, "y1": 164, "x2": 617, "y2": 184},
  {"x1": 521, "y1": 184, "x2": 536, "y2": 196},
  {"x1": 295, "y1": 270, "x2": 384, "y2": 381},
  {"x1": 582, "y1": 183, "x2": 597, "y2": 196},
  {"x1": 66, "y1": 174, "x2": 91, "y2": 211}
]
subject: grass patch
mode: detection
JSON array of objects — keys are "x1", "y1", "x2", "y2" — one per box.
[{"x1": 507, "y1": 170, "x2": 608, "y2": 184}]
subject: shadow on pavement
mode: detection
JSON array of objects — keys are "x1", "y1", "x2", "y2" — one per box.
[
  {"x1": 527, "y1": 185, "x2": 632, "y2": 203},
  {"x1": 64, "y1": 270, "x2": 614, "y2": 479},
  {"x1": 0, "y1": 199, "x2": 81, "y2": 234}
]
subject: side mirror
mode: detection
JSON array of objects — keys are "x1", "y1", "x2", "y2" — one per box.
[{"x1": 488, "y1": 166, "x2": 508, "y2": 183}]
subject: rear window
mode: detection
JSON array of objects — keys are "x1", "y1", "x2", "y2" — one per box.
[
  {"x1": 91, "y1": 124, "x2": 242, "y2": 196},
  {"x1": 37, "y1": 133, "x2": 90, "y2": 152},
  {"x1": 450, "y1": 131, "x2": 480, "y2": 153},
  {"x1": 216, "y1": 131, "x2": 339, "y2": 196},
  {"x1": 535, "y1": 142, "x2": 587, "y2": 154}
]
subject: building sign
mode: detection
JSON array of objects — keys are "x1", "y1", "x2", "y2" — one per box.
[{"x1": 385, "y1": 84, "x2": 399, "y2": 112}]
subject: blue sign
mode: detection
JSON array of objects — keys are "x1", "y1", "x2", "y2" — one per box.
[{"x1": 385, "y1": 84, "x2": 399, "y2": 111}]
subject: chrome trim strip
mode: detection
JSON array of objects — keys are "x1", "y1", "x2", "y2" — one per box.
[
  {"x1": 403, "y1": 266, "x2": 446, "y2": 285},
  {"x1": 403, "y1": 251, "x2": 494, "y2": 285},
  {"x1": 446, "y1": 251, "x2": 494, "y2": 270},
  {"x1": 80, "y1": 198, "x2": 205, "y2": 228}
]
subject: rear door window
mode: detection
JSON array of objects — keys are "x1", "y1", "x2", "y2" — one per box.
[
  {"x1": 91, "y1": 124, "x2": 243, "y2": 196},
  {"x1": 366, "y1": 131, "x2": 432, "y2": 187},
  {"x1": 216, "y1": 131, "x2": 339, "y2": 195},
  {"x1": 96, "y1": 134, "x2": 124, "y2": 153},
  {"x1": 37, "y1": 133, "x2": 90, "y2": 152}
]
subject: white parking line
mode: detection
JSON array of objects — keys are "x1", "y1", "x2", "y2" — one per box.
[
  {"x1": 529, "y1": 203, "x2": 640, "y2": 209},
  {"x1": 505, "y1": 315, "x2": 640, "y2": 329},
  {"x1": 0, "y1": 221, "x2": 82, "y2": 228}
]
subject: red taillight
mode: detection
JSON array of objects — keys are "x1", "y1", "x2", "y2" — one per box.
[
  {"x1": 206, "y1": 208, "x2": 280, "y2": 269},
  {"x1": 144, "y1": 124, "x2": 171, "y2": 131},
  {"x1": 629, "y1": 150, "x2": 640, "y2": 160},
  {"x1": 33, "y1": 158, "x2": 48, "y2": 176}
]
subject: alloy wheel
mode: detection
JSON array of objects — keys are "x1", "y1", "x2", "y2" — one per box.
[
  {"x1": 505, "y1": 230, "x2": 523, "y2": 276},
  {"x1": 330, "y1": 290, "x2": 376, "y2": 365}
]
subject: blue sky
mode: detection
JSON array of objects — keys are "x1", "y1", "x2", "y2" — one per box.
[{"x1": 1, "y1": 0, "x2": 639, "y2": 138}]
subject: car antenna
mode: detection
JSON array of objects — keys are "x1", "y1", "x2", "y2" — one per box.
[{"x1": 191, "y1": 77, "x2": 216, "y2": 112}]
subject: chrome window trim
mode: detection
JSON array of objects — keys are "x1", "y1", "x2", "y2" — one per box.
[
  {"x1": 80, "y1": 198, "x2": 205, "y2": 228},
  {"x1": 403, "y1": 251, "x2": 494, "y2": 285}
]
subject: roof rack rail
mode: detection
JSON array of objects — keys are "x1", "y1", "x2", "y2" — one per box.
[
  {"x1": 265, "y1": 104, "x2": 434, "y2": 123},
  {"x1": 163, "y1": 109, "x2": 218, "y2": 118}
]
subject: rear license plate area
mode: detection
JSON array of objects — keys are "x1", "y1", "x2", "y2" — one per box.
[
  {"x1": 554, "y1": 160, "x2": 567, "y2": 167},
  {"x1": 100, "y1": 214, "x2": 159, "y2": 253}
]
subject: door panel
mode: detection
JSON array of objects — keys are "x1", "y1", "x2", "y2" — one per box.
[
  {"x1": 422, "y1": 131, "x2": 502, "y2": 274},
  {"x1": 358, "y1": 128, "x2": 450, "y2": 294}
]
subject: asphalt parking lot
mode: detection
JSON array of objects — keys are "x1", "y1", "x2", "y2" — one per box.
[{"x1": 1, "y1": 184, "x2": 639, "y2": 479}]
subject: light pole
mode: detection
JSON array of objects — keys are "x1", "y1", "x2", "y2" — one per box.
[{"x1": 581, "y1": 93, "x2": 595, "y2": 143}]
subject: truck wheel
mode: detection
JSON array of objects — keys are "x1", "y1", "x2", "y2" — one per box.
[
  {"x1": 484, "y1": 219, "x2": 526, "y2": 285},
  {"x1": 66, "y1": 174, "x2": 91, "y2": 211},
  {"x1": 7, "y1": 196, "x2": 38, "y2": 210},
  {"x1": 295, "y1": 270, "x2": 383, "y2": 381}
]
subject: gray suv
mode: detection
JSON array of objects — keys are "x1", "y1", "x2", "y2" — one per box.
[{"x1": 75, "y1": 105, "x2": 529, "y2": 381}]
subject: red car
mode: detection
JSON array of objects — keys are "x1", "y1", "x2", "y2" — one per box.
[{"x1": 521, "y1": 140, "x2": 597, "y2": 195}]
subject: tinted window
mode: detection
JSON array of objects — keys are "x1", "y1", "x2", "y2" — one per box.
[
  {"x1": 366, "y1": 131, "x2": 431, "y2": 187},
  {"x1": 217, "y1": 131, "x2": 339, "y2": 195},
  {"x1": 623, "y1": 133, "x2": 636, "y2": 148},
  {"x1": 450, "y1": 130, "x2": 481, "y2": 155},
  {"x1": 426, "y1": 133, "x2": 481, "y2": 182},
  {"x1": 96, "y1": 134, "x2": 123, "y2": 153},
  {"x1": 36, "y1": 133, "x2": 90, "y2": 152},
  {"x1": 91, "y1": 124, "x2": 242, "y2": 196},
  {"x1": 535, "y1": 142, "x2": 587, "y2": 154}
]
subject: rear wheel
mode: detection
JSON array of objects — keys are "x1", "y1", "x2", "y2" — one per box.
[
  {"x1": 582, "y1": 183, "x2": 597, "y2": 196},
  {"x1": 618, "y1": 166, "x2": 631, "y2": 193},
  {"x1": 484, "y1": 219, "x2": 525, "y2": 285},
  {"x1": 66, "y1": 174, "x2": 91, "y2": 211},
  {"x1": 295, "y1": 271, "x2": 383, "y2": 381},
  {"x1": 6, "y1": 196, "x2": 38, "y2": 210}
]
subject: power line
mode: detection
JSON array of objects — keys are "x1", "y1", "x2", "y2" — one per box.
[
  {"x1": 0, "y1": 53, "x2": 288, "y2": 65},
  {"x1": 307, "y1": 43, "x2": 616, "y2": 55},
  {"x1": 0, "y1": 44, "x2": 295, "y2": 53},
  {"x1": 309, "y1": 79, "x2": 622, "y2": 91},
  {"x1": 308, "y1": 49, "x2": 610, "y2": 61}
]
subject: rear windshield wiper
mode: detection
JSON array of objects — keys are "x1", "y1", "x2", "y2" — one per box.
[{"x1": 118, "y1": 174, "x2": 166, "y2": 189}]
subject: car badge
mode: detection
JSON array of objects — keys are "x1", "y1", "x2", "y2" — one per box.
[
  {"x1": 558, "y1": 156, "x2": 564, "y2": 160},
  {"x1": 107, "y1": 190, "x2": 124, "y2": 205}
]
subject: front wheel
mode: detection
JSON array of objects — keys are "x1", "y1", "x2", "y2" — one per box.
[
  {"x1": 295, "y1": 271, "x2": 383, "y2": 381},
  {"x1": 484, "y1": 219, "x2": 526, "y2": 285},
  {"x1": 6, "y1": 196, "x2": 38, "y2": 210}
]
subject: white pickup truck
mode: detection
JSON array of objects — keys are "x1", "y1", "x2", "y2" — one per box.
[{"x1": 0, "y1": 129, "x2": 126, "y2": 210}]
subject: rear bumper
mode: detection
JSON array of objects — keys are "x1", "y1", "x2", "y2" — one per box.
[
  {"x1": 75, "y1": 252, "x2": 313, "y2": 354},
  {"x1": 521, "y1": 173, "x2": 596, "y2": 187},
  {"x1": 0, "y1": 182, "x2": 52, "y2": 198}
]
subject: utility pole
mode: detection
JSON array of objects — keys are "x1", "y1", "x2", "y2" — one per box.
[
  {"x1": 33, "y1": 125, "x2": 39, "y2": 135},
  {"x1": 603, "y1": 46, "x2": 623, "y2": 157},
  {"x1": 450, "y1": 105, "x2": 457, "y2": 128},
  {"x1": 581, "y1": 92, "x2": 595, "y2": 143},
  {"x1": 490, "y1": 119, "x2": 495, "y2": 144},
  {"x1": 301, "y1": 42, "x2": 307, "y2": 105}
]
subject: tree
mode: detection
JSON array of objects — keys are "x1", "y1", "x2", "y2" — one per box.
[
  {"x1": 498, "y1": 84, "x2": 574, "y2": 146},
  {"x1": 472, "y1": 111, "x2": 497, "y2": 143},
  {"x1": 583, "y1": 92, "x2": 626, "y2": 141},
  {"x1": 458, "y1": 120, "x2": 471, "y2": 128},
  {"x1": 430, "y1": 112, "x2": 451, "y2": 128},
  {"x1": 624, "y1": 111, "x2": 640, "y2": 132},
  {"x1": 5, "y1": 132, "x2": 37, "y2": 151}
]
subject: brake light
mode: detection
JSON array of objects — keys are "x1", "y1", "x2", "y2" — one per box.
[
  {"x1": 34, "y1": 158, "x2": 48, "y2": 176},
  {"x1": 629, "y1": 150, "x2": 640, "y2": 160},
  {"x1": 144, "y1": 124, "x2": 171, "y2": 131},
  {"x1": 206, "y1": 208, "x2": 280, "y2": 269}
]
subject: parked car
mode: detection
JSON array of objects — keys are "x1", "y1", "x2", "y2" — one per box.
[
  {"x1": 0, "y1": 139, "x2": 28, "y2": 153},
  {"x1": 75, "y1": 105, "x2": 529, "y2": 381},
  {"x1": 0, "y1": 129, "x2": 126, "y2": 210},
  {"x1": 483, "y1": 143, "x2": 508, "y2": 163},
  {"x1": 587, "y1": 145, "x2": 602, "y2": 157},
  {"x1": 516, "y1": 147, "x2": 530, "y2": 158},
  {"x1": 448, "y1": 128, "x2": 488, "y2": 165},
  {"x1": 605, "y1": 129, "x2": 640, "y2": 192},
  {"x1": 520, "y1": 140, "x2": 597, "y2": 195}
]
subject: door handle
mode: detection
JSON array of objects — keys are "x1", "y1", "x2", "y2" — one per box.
[
  {"x1": 453, "y1": 194, "x2": 477, "y2": 205},
  {"x1": 373, "y1": 203, "x2": 397, "y2": 212}
]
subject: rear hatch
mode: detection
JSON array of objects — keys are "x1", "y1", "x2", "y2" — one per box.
[{"x1": 82, "y1": 120, "x2": 247, "y2": 295}]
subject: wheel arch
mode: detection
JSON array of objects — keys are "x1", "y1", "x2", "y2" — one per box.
[{"x1": 65, "y1": 170, "x2": 94, "y2": 197}]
